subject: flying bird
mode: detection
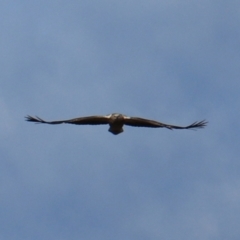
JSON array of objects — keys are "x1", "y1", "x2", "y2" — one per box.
[{"x1": 25, "y1": 113, "x2": 207, "y2": 135}]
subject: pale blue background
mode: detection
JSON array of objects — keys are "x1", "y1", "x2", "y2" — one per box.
[{"x1": 1, "y1": 1, "x2": 240, "y2": 239}]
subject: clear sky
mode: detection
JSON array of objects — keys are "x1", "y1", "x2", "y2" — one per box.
[{"x1": 1, "y1": 1, "x2": 240, "y2": 239}]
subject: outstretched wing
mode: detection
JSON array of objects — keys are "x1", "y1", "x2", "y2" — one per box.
[
  {"x1": 25, "y1": 115, "x2": 110, "y2": 125},
  {"x1": 124, "y1": 117, "x2": 207, "y2": 130}
]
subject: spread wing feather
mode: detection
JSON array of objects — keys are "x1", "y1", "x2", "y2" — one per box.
[
  {"x1": 124, "y1": 117, "x2": 207, "y2": 130},
  {"x1": 25, "y1": 115, "x2": 110, "y2": 125}
]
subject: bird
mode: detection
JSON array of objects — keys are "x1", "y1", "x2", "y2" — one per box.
[{"x1": 25, "y1": 113, "x2": 207, "y2": 135}]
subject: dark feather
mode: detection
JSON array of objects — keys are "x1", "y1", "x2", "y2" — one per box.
[
  {"x1": 25, "y1": 115, "x2": 109, "y2": 125},
  {"x1": 124, "y1": 117, "x2": 207, "y2": 130}
]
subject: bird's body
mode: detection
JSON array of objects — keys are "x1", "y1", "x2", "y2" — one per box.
[{"x1": 25, "y1": 113, "x2": 207, "y2": 135}]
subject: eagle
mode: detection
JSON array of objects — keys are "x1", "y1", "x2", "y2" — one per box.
[{"x1": 25, "y1": 113, "x2": 207, "y2": 135}]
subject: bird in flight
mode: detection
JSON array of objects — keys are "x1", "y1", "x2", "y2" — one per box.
[{"x1": 25, "y1": 113, "x2": 207, "y2": 135}]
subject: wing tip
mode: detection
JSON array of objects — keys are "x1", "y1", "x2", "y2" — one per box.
[
  {"x1": 188, "y1": 120, "x2": 208, "y2": 129},
  {"x1": 25, "y1": 115, "x2": 44, "y2": 123}
]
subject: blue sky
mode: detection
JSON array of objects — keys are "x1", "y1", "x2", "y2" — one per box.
[{"x1": 1, "y1": 1, "x2": 240, "y2": 239}]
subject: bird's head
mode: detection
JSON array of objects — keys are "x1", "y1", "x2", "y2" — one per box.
[
  {"x1": 108, "y1": 113, "x2": 125, "y2": 125},
  {"x1": 111, "y1": 113, "x2": 123, "y2": 120}
]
